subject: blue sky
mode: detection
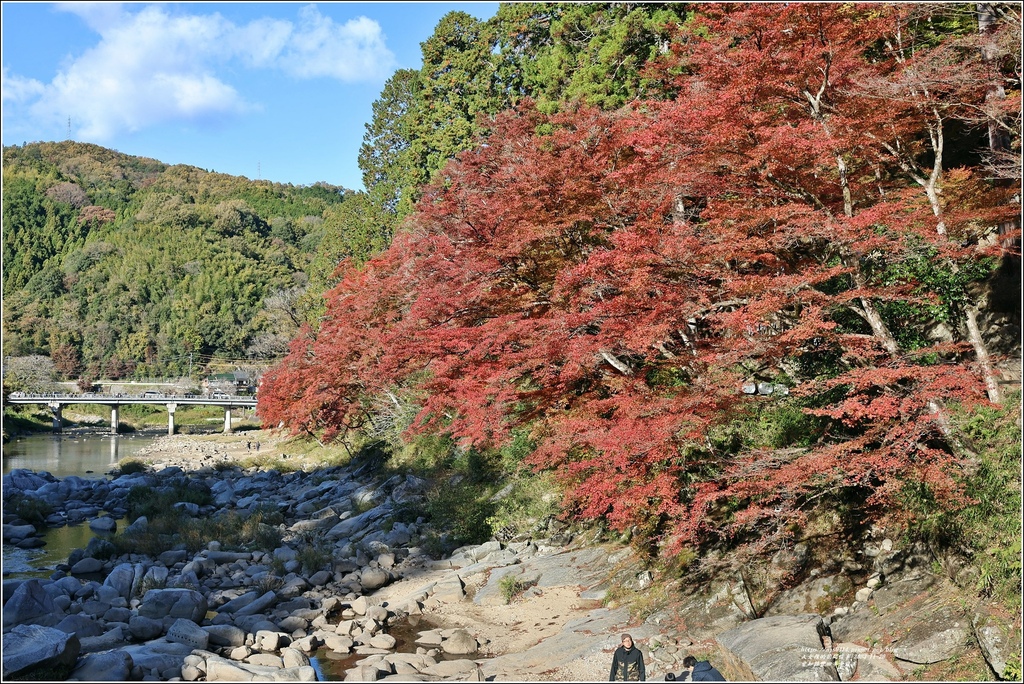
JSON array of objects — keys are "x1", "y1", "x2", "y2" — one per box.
[{"x1": 1, "y1": 2, "x2": 499, "y2": 191}]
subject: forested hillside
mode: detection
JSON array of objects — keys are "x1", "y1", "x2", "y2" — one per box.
[
  {"x1": 1, "y1": 141, "x2": 369, "y2": 381},
  {"x1": 258, "y1": 1, "x2": 1021, "y2": 588}
]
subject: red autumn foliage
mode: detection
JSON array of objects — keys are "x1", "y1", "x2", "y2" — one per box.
[{"x1": 259, "y1": 4, "x2": 1017, "y2": 562}]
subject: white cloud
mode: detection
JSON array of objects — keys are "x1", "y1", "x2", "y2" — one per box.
[
  {"x1": 53, "y1": 2, "x2": 127, "y2": 33},
  {"x1": 281, "y1": 5, "x2": 396, "y2": 81},
  {"x1": 7, "y1": 3, "x2": 395, "y2": 142},
  {"x1": 1, "y1": 66, "x2": 46, "y2": 105}
]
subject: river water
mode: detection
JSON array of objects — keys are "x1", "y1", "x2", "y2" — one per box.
[
  {"x1": 2, "y1": 430, "x2": 161, "y2": 577},
  {"x1": 2, "y1": 430, "x2": 444, "y2": 680}
]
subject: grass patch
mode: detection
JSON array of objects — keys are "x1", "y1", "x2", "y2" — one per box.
[
  {"x1": 114, "y1": 486, "x2": 282, "y2": 557},
  {"x1": 295, "y1": 531, "x2": 333, "y2": 573},
  {"x1": 904, "y1": 392, "x2": 1022, "y2": 609},
  {"x1": 498, "y1": 574, "x2": 535, "y2": 604},
  {"x1": 425, "y1": 480, "x2": 497, "y2": 549}
]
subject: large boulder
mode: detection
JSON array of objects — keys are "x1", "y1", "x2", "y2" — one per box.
[
  {"x1": 89, "y1": 515, "x2": 117, "y2": 533},
  {"x1": 138, "y1": 588, "x2": 208, "y2": 623},
  {"x1": 3, "y1": 578, "x2": 64, "y2": 628},
  {"x1": 891, "y1": 604, "x2": 971, "y2": 664},
  {"x1": 234, "y1": 590, "x2": 278, "y2": 616},
  {"x1": 715, "y1": 614, "x2": 840, "y2": 681},
  {"x1": 167, "y1": 618, "x2": 210, "y2": 650},
  {"x1": 973, "y1": 601, "x2": 1023, "y2": 679},
  {"x1": 442, "y1": 628, "x2": 478, "y2": 655},
  {"x1": 70, "y1": 649, "x2": 134, "y2": 681},
  {"x1": 2, "y1": 624, "x2": 81, "y2": 680},
  {"x1": 359, "y1": 566, "x2": 390, "y2": 591},
  {"x1": 54, "y1": 613, "x2": 108, "y2": 638},
  {"x1": 764, "y1": 574, "x2": 854, "y2": 617},
  {"x1": 104, "y1": 562, "x2": 137, "y2": 600}
]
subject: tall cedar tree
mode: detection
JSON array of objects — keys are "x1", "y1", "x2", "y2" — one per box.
[{"x1": 259, "y1": 3, "x2": 1018, "y2": 563}]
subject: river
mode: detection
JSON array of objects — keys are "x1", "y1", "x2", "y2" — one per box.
[{"x1": 2, "y1": 430, "x2": 161, "y2": 577}]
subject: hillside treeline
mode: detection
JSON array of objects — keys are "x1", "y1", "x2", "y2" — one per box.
[
  {"x1": 1, "y1": 142, "x2": 372, "y2": 381},
  {"x1": 258, "y1": 1, "x2": 1021, "y2": 587}
]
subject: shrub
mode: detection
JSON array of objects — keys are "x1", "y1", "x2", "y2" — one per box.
[
  {"x1": 5, "y1": 494, "x2": 54, "y2": 527},
  {"x1": 116, "y1": 459, "x2": 147, "y2": 475},
  {"x1": 295, "y1": 532, "x2": 332, "y2": 573},
  {"x1": 425, "y1": 481, "x2": 496, "y2": 547}
]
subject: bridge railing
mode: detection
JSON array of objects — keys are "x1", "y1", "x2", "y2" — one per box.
[{"x1": 6, "y1": 392, "x2": 256, "y2": 402}]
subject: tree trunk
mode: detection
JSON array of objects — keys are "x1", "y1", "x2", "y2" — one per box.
[{"x1": 966, "y1": 303, "x2": 1003, "y2": 403}]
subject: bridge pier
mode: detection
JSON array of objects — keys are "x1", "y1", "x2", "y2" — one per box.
[
  {"x1": 47, "y1": 402, "x2": 63, "y2": 433},
  {"x1": 223, "y1": 407, "x2": 233, "y2": 434},
  {"x1": 167, "y1": 403, "x2": 177, "y2": 435},
  {"x1": 110, "y1": 405, "x2": 119, "y2": 435}
]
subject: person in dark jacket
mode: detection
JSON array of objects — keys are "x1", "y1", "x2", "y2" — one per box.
[
  {"x1": 610, "y1": 633, "x2": 646, "y2": 681},
  {"x1": 683, "y1": 655, "x2": 725, "y2": 681}
]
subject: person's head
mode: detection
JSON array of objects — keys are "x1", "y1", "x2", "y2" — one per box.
[
  {"x1": 682, "y1": 656, "x2": 697, "y2": 669},
  {"x1": 621, "y1": 634, "x2": 634, "y2": 650}
]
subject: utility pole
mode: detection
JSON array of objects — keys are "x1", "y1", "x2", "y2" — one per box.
[
  {"x1": 67, "y1": 116, "x2": 72, "y2": 140},
  {"x1": 188, "y1": 352, "x2": 193, "y2": 379},
  {"x1": 257, "y1": 161, "x2": 261, "y2": 180}
]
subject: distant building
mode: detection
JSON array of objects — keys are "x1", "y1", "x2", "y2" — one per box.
[{"x1": 205, "y1": 370, "x2": 254, "y2": 395}]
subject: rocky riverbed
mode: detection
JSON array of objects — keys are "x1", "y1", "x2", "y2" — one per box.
[{"x1": 3, "y1": 432, "x2": 1021, "y2": 681}]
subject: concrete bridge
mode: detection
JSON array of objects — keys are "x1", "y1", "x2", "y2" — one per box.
[{"x1": 5, "y1": 392, "x2": 257, "y2": 435}]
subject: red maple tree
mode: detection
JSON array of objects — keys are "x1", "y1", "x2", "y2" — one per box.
[{"x1": 259, "y1": 3, "x2": 1017, "y2": 563}]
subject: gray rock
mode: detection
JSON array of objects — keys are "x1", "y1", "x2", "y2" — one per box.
[
  {"x1": 120, "y1": 640, "x2": 193, "y2": 677},
  {"x1": 208, "y1": 550, "x2": 253, "y2": 564},
  {"x1": 432, "y1": 575, "x2": 466, "y2": 603},
  {"x1": 138, "y1": 588, "x2": 208, "y2": 623},
  {"x1": 218, "y1": 589, "x2": 261, "y2": 613},
  {"x1": 2, "y1": 578, "x2": 26, "y2": 604},
  {"x1": 715, "y1": 614, "x2": 839, "y2": 681},
  {"x1": 974, "y1": 602, "x2": 1023, "y2": 679},
  {"x1": 3, "y1": 578, "x2": 63, "y2": 628},
  {"x1": 325, "y1": 505, "x2": 389, "y2": 540},
  {"x1": 204, "y1": 624, "x2": 247, "y2": 648},
  {"x1": 89, "y1": 515, "x2": 117, "y2": 533},
  {"x1": 123, "y1": 516, "x2": 149, "y2": 535},
  {"x1": 103, "y1": 606, "x2": 134, "y2": 623},
  {"x1": 247, "y1": 653, "x2": 284, "y2": 668},
  {"x1": 891, "y1": 607, "x2": 970, "y2": 664},
  {"x1": 369, "y1": 633, "x2": 397, "y2": 649},
  {"x1": 104, "y1": 562, "x2": 137, "y2": 600},
  {"x1": 158, "y1": 549, "x2": 188, "y2": 566},
  {"x1": 71, "y1": 557, "x2": 106, "y2": 575},
  {"x1": 3, "y1": 523, "x2": 37, "y2": 543},
  {"x1": 2, "y1": 623, "x2": 81, "y2": 680},
  {"x1": 80, "y1": 626, "x2": 130, "y2": 654},
  {"x1": 308, "y1": 570, "x2": 332, "y2": 586},
  {"x1": 55, "y1": 613, "x2": 107, "y2": 638},
  {"x1": 281, "y1": 648, "x2": 310, "y2": 669},
  {"x1": 167, "y1": 618, "x2": 211, "y2": 650},
  {"x1": 71, "y1": 648, "x2": 134, "y2": 681},
  {"x1": 765, "y1": 575, "x2": 854, "y2": 617},
  {"x1": 204, "y1": 654, "x2": 317, "y2": 681},
  {"x1": 423, "y1": 659, "x2": 481, "y2": 678},
  {"x1": 234, "y1": 590, "x2": 279, "y2": 616},
  {"x1": 234, "y1": 615, "x2": 281, "y2": 634},
  {"x1": 129, "y1": 614, "x2": 166, "y2": 641},
  {"x1": 442, "y1": 628, "x2": 479, "y2": 655},
  {"x1": 360, "y1": 566, "x2": 390, "y2": 591}
]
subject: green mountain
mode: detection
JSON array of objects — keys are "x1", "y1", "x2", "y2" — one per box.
[{"x1": 2, "y1": 141, "x2": 373, "y2": 381}]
